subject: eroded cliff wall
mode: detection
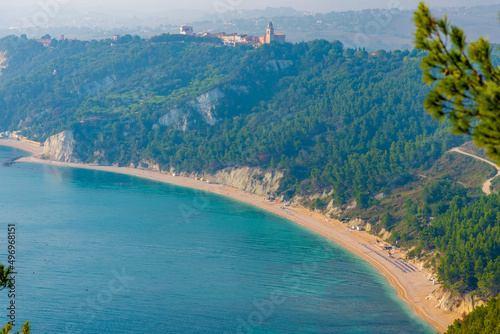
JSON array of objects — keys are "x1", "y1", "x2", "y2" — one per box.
[
  {"x1": 426, "y1": 286, "x2": 485, "y2": 314},
  {"x1": 209, "y1": 167, "x2": 283, "y2": 196},
  {"x1": 43, "y1": 130, "x2": 79, "y2": 163}
]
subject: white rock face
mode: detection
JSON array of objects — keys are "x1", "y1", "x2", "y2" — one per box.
[
  {"x1": 157, "y1": 89, "x2": 225, "y2": 130},
  {"x1": 43, "y1": 130, "x2": 79, "y2": 163},
  {"x1": 266, "y1": 60, "x2": 293, "y2": 71},
  {"x1": 426, "y1": 286, "x2": 484, "y2": 314},
  {"x1": 158, "y1": 108, "x2": 183, "y2": 127},
  {"x1": 157, "y1": 108, "x2": 189, "y2": 131},
  {"x1": 0, "y1": 51, "x2": 7, "y2": 76},
  {"x1": 211, "y1": 167, "x2": 283, "y2": 196},
  {"x1": 189, "y1": 88, "x2": 225, "y2": 125},
  {"x1": 82, "y1": 75, "x2": 116, "y2": 96}
]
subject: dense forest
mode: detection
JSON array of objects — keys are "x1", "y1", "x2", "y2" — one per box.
[
  {"x1": 419, "y1": 195, "x2": 500, "y2": 298},
  {"x1": 1, "y1": 34, "x2": 499, "y2": 308}
]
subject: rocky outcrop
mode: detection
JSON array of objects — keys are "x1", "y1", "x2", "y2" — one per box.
[
  {"x1": 292, "y1": 189, "x2": 332, "y2": 206},
  {"x1": 43, "y1": 130, "x2": 79, "y2": 163},
  {"x1": 426, "y1": 287, "x2": 485, "y2": 314},
  {"x1": 81, "y1": 75, "x2": 116, "y2": 96},
  {"x1": 90, "y1": 150, "x2": 110, "y2": 166},
  {"x1": 155, "y1": 89, "x2": 225, "y2": 131},
  {"x1": 0, "y1": 51, "x2": 7, "y2": 76},
  {"x1": 188, "y1": 88, "x2": 224, "y2": 125},
  {"x1": 158, "y1": 108, "x2": 182, "y2": 127},
  {"x1": 266, "y1": 60, "x2": 293, "y2": 72},
  {"x1": 139, "y1": 159, "x2": 161, "y2": 172},
  {"x1": 158, "y1": 108, "x2": 189, "y2": 131},
  {"x1": 2, "y1": 156, "x2": 21, "y2": 167},
  {"x1": 325, "y1": 199, "x2": 342, "y2": 217},
  {"x1": 210, "y1": 167, "x2": 283, "y2": 196},
  {"x1": 378, "y1": 228, "x2": 392, "y2": 240}
]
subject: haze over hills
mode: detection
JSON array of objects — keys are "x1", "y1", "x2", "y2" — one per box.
[{"x1": 2, "y1": 4, "x2": 500, "y2": 50}]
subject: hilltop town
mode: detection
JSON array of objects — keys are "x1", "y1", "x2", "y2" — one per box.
[
  {"x1": 33, "y1": 22, "x2": 285, "y2": 48},
  {"x1": 179, "y1": 21, "x2": 285, "y2": 46}
]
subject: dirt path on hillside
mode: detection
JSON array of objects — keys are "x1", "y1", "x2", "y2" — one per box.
[{"x1": 449, "y1": 147, "x2": 500, "y2": 194}]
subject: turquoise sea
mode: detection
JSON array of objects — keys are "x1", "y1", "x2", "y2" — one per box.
[{"x1": 0, "y1": 146, "x2": 434, "y2": 333}]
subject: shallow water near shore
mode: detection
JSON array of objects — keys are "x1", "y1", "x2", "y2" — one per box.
[{"x1": 0, "y1": 146, "x2": 434, "y2": 333}]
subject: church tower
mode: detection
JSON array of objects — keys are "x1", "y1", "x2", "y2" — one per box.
[{"x1": 266, "y1": 21, "x2": 274, "y2": 43}]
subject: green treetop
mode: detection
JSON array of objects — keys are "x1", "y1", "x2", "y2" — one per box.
[
  {"x1": 1, "y1": 322, "x2": 30, "y2": 334},
  {"x1": 414, "y1": 2, "x2": 500, "y2": 161}
]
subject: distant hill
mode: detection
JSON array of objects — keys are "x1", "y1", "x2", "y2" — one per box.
[
  {"x1": 2, "y1": 5, "x2": 500, "y2": 50},
  {"x1": 193, "y1": 5, "x2": 500, "y2": 50}
]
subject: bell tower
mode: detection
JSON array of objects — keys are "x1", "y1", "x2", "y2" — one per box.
[{"x1": 266, "y1": 21, "x2": 274, "y2": 43}]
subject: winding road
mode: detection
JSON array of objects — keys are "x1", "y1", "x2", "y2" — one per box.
[{"x1": 449, "y1": 147, "x2": 500, "y2": 195}]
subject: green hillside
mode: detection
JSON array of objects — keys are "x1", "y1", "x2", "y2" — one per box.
[
  {"x1": 0, "y1": 35, "x2": 464, "y2": 205},
  {"x1": 4, "y1": 34, "x2": 500, "y2": 303}
]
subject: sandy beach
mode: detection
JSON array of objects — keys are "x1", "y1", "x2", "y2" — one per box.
[{"x1": 0, "y1": 139, "x2": 458, "y2": 332}]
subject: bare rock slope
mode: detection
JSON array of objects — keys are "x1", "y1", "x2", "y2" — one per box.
[{"x1": 43, "y1": 130, "x2": 79, "y2": 163}]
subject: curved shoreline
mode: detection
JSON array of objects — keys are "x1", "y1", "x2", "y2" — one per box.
[{"x1": 0, "y1": 139, "x2": 458, "y2": 332}]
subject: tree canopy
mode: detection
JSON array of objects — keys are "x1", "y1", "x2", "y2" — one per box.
[{"x1": 414, "y1": 2, "x2": 500, "y2": 162}]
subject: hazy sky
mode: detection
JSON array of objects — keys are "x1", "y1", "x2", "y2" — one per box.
[
  {"x1": 1, "y1": 0, "x2": 499, "y2": 33},
  {"x1": 4, "y1": 0, "x2": 500, "y2": 14}
]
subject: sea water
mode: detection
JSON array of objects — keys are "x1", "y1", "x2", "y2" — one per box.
[{"x1": 0, "y1": 146, "x2": 434, "y2": 333}]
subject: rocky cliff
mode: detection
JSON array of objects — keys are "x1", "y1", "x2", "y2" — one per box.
[
  {"x1": 158, "y1": 108, "x2": 188, "y2": 131},
  {"x1": 189, "y1": 88, "x2": 224, "y2": 125},
  {"x1": 426, "y1": 286, "x2": 485, "y2": 314},
  {"x1": 43, "y1": 130, "x2": 79, "y2": 163},
  {"x1": 81, "y1": 75, "x2": 116, "y2": 96},
  {"x1": 155, "y1": 88, "x2": 225, "y2": 131},
  {"x1": 208, "y1": 167, "x2": 283, "y2": 196}
]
